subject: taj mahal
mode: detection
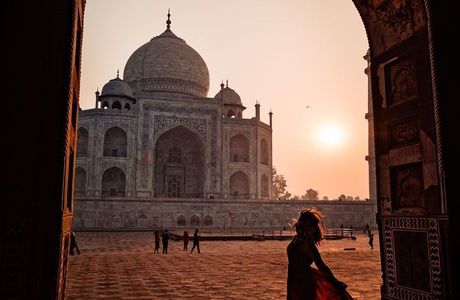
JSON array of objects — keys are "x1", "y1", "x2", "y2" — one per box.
[{"x1": 73, "y1": 13, "x2": 375, "y2": 230}]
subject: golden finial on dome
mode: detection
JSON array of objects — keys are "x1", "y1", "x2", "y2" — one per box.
[{"x1": 166, "y1": 9, "x2": 171, "y2": 29}]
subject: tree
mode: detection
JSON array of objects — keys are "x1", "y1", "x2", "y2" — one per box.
[
  {"x1": 354, "y1": 196, "x2": 361, "y2": 201},
  {"x1": 338, "y1": 194, "x2": 346, "y2": 201},
  {"x1": 322, "y1": 196, "x2": 329, "y2": 200},
  {"x1": 302, "y1": 188, "x2": 319, "y2": 200},
  {"x1": 346, "y1": 196, "x2": 354, "y2": 201},
  {"x1": 283, "y1": 191, "x2": 292, "y2": 200},
  {"x1": 291, "y1": 195, "x2": 300, "y2": 200},
  {"x1": 272, "y1": 167, "x2": 288, "y2": 199}
]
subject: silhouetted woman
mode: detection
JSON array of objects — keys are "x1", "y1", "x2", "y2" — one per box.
[{"x1": 287, "y1": 208, "x2": 353, "y2": 300}]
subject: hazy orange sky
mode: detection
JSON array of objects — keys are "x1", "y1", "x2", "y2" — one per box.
[{"x1": 80, "y1": 0, "x2": 369, "y2": 199}]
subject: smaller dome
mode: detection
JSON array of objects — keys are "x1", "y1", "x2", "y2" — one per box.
[
  {"x1": 101, "y1": 76, "x2": 134, "y2": 99},
  {"x1": 214, "y1": 85, "x2": 241, "y2": 104}
]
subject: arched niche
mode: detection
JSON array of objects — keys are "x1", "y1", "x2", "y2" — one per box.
[
  {"x1": 101, "y1": 166, "x2": 126, "y2": 197},
  {"x1": 260, "y1": 139, "x2": 269, "y2": 165},
  {"x1": 77, "y1": 127, "x2": 89, "y2": 157},
  {"x1": 154, "y1": 125, "x2": 204, "y2": 198},
  {"x1": 112, "y1": 101, "x2": 121, "y2": 110},
  {"x1": 230, "y1": 171, "x2": 250, "y2": 199},
  {"x1": 177, "y1": 215, "x2": 186, "y2": 226},
  {"x1": 230, "y1": 134, "x2": 249, "y2": 162},
  {"x1": 191, "y1": 215, "x2": 200, "y2": 226},
  {"x1": 75, "y1": 167, "x2": 86, "y2": 197},
  {"x1": 103, "y1": 126, "x2": 127, "y2": 157},
  {"x1": 261, "y1": 174, "x2": 269, "y2": 197},
  {"x1": 204, "y1": 215, "x2": 213, "y2": 226}
]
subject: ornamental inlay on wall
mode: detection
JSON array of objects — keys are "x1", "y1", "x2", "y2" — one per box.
[
  {"x1": 390, "y1": 162, "x2": 424, "y2": 212},
  {"x1": 154, "y1": 115, "x2": 207, "y2": 139},
  {"x1": 138, "y1": 103, "x2": 219, "y2": 190},
  {"x1": 388, "y1": 118, "x2": 420, "y2": 148},
  {"x1": 385, "y1": 55, "x2": 417, "y2": 106},
  {"x1": 382, "y1": 217, "x2": 442, "y2": 299}
]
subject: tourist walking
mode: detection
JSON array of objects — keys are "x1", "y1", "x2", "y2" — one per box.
[
  {"x1": 183, "y1": 231, "x2": 189, "y2": 252},
  {"x1": 154, "y1": 230, "x2": 160, "y2": 253},
  {"x1": 367, "y1": 229, "x2": 374, "y2": 250},
  {"x1": 70, "y1": 231, "x2": 80, "y2": 255},
  {"x1": 162, "y1": 229, "x2": 169, "y2": 254},
  {"x1": 191, "y1": 229, "x2": 200, "y2": 253},
  {"x1": 287, "y1": 208, "x2": 353, "y2": 299}
]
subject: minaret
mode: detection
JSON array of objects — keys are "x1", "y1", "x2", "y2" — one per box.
[
  {"x1": 220, "y1": 80, "x2": 225, "y2": 117},
  {"x1": 269, "y1": 110, "x2": 273, "y2": 128},
  {"x1": 364, "y1": 49, "x2": 377, "y2": 226},
  {"x1": 255, "y1": 101, "x2": 260, "y2": 121},
  {"x1": 95, "y1": 88, "x2": 100, "y2": 108}
]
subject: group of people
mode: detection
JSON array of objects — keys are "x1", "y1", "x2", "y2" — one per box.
[{"x1": 153, "y1": 229, "x2": 201, "y2": 254}]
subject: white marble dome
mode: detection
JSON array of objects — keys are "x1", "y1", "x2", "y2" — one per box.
[
  {"x1": 123, "y1": 28, "x2": 210, "y2": 98},
  {"x1": 101, "y1": 76, "x2": 134, "y2": 99},
  {"x1": 214, "y1": 85, "x2": 242, "y2": 104}
]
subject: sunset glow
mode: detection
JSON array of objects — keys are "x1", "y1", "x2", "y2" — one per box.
[{"x1": 316, "y1": 125, "x2": 345, "y2": 148}]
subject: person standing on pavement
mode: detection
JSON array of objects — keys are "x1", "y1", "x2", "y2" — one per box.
[
  {"x1": 70, "y1": 231, "x2": 80, "y2": 255},
  {"x1": 191, "y1": 229, "x2": 200, "y2": 253},
  {"x1": 363, "y1": 223, "x2": 370, "y2": 234},
  {"x1": 154, "y1": 230, "x2": 160, "y2": 253},
  {"x1": 162, "y1": 229, "x2": 169, "y2": 254},
  {"x1": 183, "y1": 231, "x2": 189, "y2": 252},
  {"x1": 367, "y1": 229, "x2": 374, "y2": 250}
]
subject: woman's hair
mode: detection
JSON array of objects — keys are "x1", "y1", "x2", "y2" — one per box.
[{"x1": 292, "y1": 208, "x2": 325, "y2": 245}]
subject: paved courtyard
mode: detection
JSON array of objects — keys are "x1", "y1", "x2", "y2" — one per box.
[{"x1": 66, "y1": 232, "x2": 382, "y2": 299}]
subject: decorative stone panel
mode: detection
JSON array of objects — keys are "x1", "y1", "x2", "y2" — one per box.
[
  {"x1": 385, "y1": 55, "x2": 417, "y2": 106},
  {"x1": 153, "y1": 115, "x2": 207, "y2": 139},
  {"x1": 382, "y1": 217, "x2": 442, "y2": 299},
  {"x1": 390, "y1": 162, "x2": 424, "y2": 213},
  {"x1": 138, "y1": 103, "x2": 219, "y2": 191},
  {"x1": 388, "y1": 118, "x2": 420, "y2": 148},
  {"x1": 73, "y1": 199, "x2": 376, "y2": 231},
  {"x1": 354, "y1": 0, "x2": 426, "y2": 56}
]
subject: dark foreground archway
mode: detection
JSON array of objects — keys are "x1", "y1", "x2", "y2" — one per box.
[{"x1": 2, "y1": 1, "x2": 460, "y2": 299}]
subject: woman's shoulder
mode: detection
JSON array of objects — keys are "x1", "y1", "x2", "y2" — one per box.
[
  {"x1": 289, "y1": 235, "x2": 317, "y2": 251},
  {"x1": 288, "y1": 235, "x2": 304, "y2": 249}
]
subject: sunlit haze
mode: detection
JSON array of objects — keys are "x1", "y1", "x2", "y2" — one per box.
[
  {"x1": 80, "y1": 0, "x2": 369, "y2": 199},
  {"x1": 316, "y1": 124, "x2": 346, "y2": 148}
]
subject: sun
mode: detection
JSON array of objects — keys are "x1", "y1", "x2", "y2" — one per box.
[{"x1": 316, "y1": 124, "x2": 345, "y2": 148}]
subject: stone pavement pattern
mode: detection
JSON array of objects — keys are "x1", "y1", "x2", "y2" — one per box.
[{"x1": 66, "y1": 232, "x2": 381, "y2": 299}]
